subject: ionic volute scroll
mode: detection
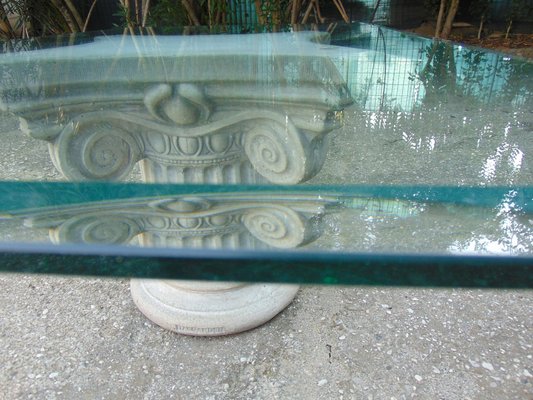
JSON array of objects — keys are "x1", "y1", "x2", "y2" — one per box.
[
  {"x1": 17, "y1": 194, "x2": 330, "y2": 250},
  {"x1": 16, "y1": 79, "x2": 341, "y2": 184},
  {"x1": 48, "y1": 113, "x2": 144, "y2": 181}
]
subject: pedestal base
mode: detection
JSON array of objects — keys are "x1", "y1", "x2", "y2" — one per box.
[{"x1": 130, "y1": 280, "x2": 299, "y2": 336}]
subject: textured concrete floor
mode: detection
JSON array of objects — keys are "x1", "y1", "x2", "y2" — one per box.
[
  {"x1": 1, "y1": 274, "x2": 532, "y2": 400},
  {"x1": 1, "y1": 75, "x2": 532, "y2": 399}
]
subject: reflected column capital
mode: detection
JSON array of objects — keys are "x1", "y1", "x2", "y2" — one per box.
[{"x1": 18, "y1": 193, "x2": 331, "y2": 250}]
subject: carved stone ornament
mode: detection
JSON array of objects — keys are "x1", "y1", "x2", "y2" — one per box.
[
  {"x1": 16, "y1": 192, "x2": 331, "y2": 335},
  {"x1": 21, "y1": 193, "x2": 329, "y2": 249},
  {"x1": 0, "y1": 33, "x2": 353, "y2": 185},
  {"x1": 0, "y1": 32, "x2": 353, "y2": 335}
]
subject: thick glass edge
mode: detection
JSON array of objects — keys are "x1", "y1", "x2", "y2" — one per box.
[
  {"x1": 0, "y1": 242, "x2": 531, "y2": 288},
  {"x1": 1, "y1": 181, "x2": 531, "y2": 212},
  {"x1": 2, "y1": 22, "x2": 531, "y2": 64}
]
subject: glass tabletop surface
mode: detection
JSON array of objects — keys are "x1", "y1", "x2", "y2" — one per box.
[{"x1": 0, "y1": 23, "x2": 531, "y2": 287}]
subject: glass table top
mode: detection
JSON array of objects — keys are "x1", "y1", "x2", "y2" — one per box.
[{"x1": 0, "y1": 23, "x2": 531, "y2": 287}]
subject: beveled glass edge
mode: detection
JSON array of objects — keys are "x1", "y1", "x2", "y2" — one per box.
[
  {"x1": 0, "y1": 242, "x2": 531, "y2": 288},
  {"x1": 3, "y1": 21, "x2": 531, "y2": 64},
  {"x1": 1, "y1": 181, "x2": 531, "y2": 212}
]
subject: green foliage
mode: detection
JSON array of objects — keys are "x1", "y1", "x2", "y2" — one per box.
[
  {"x1": 112, "y1": 2, "x2": 130, "y2": 28},
  {"x1": 148, "y1": 0, "x2": 188, "y2": 29},
  {"x1": 418, "y1": 41, "x2": 457, "y2": 104},
  {"x1": 1, "y1": 0, "x2": 88, "y2": 38},
  {"x1": 498, "y1": 59, "x2": 533, "y2": 107}
]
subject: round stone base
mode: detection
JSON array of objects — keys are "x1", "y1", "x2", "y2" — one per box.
[{"x1": 130, "y1": 279, "x2": 299, "y2": 336}]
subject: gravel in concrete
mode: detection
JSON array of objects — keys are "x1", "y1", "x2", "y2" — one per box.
[{"x1": 1, "y1": 275, "x2": 532, "y2": 399}]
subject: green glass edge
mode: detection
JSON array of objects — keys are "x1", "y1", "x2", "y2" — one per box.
[
  {"x1": 0, "y1": 181, "x2": 531, "y2": 212},
  {"x1": 0, "y1": 243, "x2": 531, "y2": 288},
  {"x1": 0, "y1": 182, "x2": 531, "y2": 287}
]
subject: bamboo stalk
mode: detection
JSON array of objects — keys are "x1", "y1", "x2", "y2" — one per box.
[
  {"x1": 182, "y1": 0, "x2": 200, "y2": 26},
  {"x1": 207, "y1": 0, "x2": 212, "y2": 27},
  {"x1": 505, "y1": 18, "x2": 512, "y2": 39},
  {"x1": 62, "y1": 0, "x2": 84, "y2": 31},
  {"x1": 142, "y1": 0, "x2": 151, "y2": 27},
  {"x1": 327, "y1": 22, "x2": 337, "y2": 33},
  {"x1": 119, "y1": 0, "x2": 132, "y2": 27},
  {"x1": 331, "y1": 0, "x2": 349, "y2": 23},
  {"x1": 313, "y1": 0, "x2": 324, "y2": 23},
  {"x1": 50, "y1": 0, "x2": 79, "y2": 32},
  {"x1": 291, "y1": 0, "x2": 301, "y2": 25},
  {"x1": 301, "y1": 0, "x2": 314, "y2": 23},
  {"x1": 135, "y1": 0, "x2": 140, "y2": 25},
  {"x1": 22, "y1": 22, "x2": 29, "y2": 39},
  {"x1": 435, "y1": 0, "x2": 447, "y2": 38},
  {"x1": 83, "y1": 0, "x2": 99, "y2": 32},
  {"x1": 215, "y1": 7, "x2": 222, "y2": 26},
  {"x1": 477, "y1": 13, "x2": 485, "y2": 40},
  {"x1": 369, "y1": 0, "x2": 381, "y2": 23}
]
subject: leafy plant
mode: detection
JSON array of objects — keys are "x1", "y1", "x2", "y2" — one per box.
[
  {"x1": 146, "y1": 0, "x2": 187, "y2": 29},
  {"x1": 1, "y1": 0, "x2": 353, "y2": 39},
  {"x1": 435, "y1": 0, "x2": 460, "y2": 39},
  {"x1": 0, "y1": 0, "x2": 98, "y2": 39},
  {"x1": 418, "y1": 41, "x2": 457, "y2": 105}
]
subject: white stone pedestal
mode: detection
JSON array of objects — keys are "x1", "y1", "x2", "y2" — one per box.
[
  {"x1": 127, "y1": 192, "x2": 325, "y2": 336},
  {"x1": 130, "y1": 280, "x2": 299, "y2": 336}
]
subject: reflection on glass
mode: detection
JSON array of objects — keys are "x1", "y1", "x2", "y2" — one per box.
[
  {"x1": 0, "y1": 30, "x2": 352, "y2": 185},
  {"x1": 1, "y1": 183, "x2": 531, "y2": 256},
  {"x1": 0, "y1": 22, "x2": 531, "y2": 282}
]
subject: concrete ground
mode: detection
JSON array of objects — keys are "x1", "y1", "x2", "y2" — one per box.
[
  {"x1": 0, "y1": 73, "x2": 532, "y2": 399},
  {"x1": 1, "y1": 275, "x2": 532, "y2": 400}
]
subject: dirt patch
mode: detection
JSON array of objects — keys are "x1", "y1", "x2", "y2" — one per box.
[
  {"x1": 403, "y1": 21, "x2": 533, "y2": 60},
  {"x1": 457, "y1": 33, "x2": 533, "y2": 59}
]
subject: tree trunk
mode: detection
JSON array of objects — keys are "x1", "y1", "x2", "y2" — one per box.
[
  {"x1": 62, "y1": 0, "x2": 84, "y2": 30},
  {"x1": 477, "y1": 13, "x2": 485, "y2": 40},
  {"x1": 434, "y1": 0, "x2": 446, "y2": 38},
  {"x1": 182, "y1": 0, "x2": 200, "y2": 26},
  {"x1": 440, "y1": 0, "x2": 460, "y2": 39},
  {"x1": 291, "y1": 0, "x2": 301, "y2": 24},
  {"x1": 50, "y1": 0, "x2": 80, "y2": 32}
]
